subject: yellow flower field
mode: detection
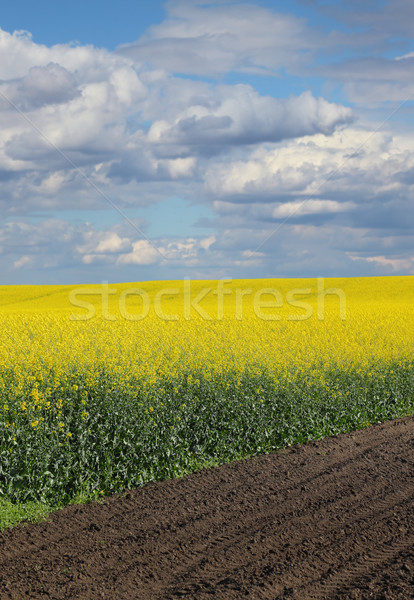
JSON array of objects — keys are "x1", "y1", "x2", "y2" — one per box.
[{"x1": 0, "y1": 276, "x2": 413, "y2": 505}]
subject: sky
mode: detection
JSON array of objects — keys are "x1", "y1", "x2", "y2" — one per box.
[{"x1": 0, "y1": 0, "x2": 413, "y2": 284}]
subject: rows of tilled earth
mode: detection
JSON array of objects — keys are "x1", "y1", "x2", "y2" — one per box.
[{"x1": 1, "y1": 416, "x2": 413, "y2": 599}]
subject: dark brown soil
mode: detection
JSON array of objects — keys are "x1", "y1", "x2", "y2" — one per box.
[{"x1": 1, "y1": 416, "x2": 413, "y2": 599}]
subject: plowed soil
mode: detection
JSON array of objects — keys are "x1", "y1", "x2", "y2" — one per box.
[{"x1": 1, "y1": 416, "x2": 413, "y2": 599}]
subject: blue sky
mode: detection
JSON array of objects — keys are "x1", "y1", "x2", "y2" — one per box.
[
  {"x1": 0, "y1": 0, "x2": 413, "y2": 284},
  {"x1": 0, "y1": 1, "x2": 168, "y2": 49}
]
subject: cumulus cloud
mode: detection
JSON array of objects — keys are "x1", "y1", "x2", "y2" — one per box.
[
  {"x1": 0, "y1": 27, "x2": 147, "y2": 169},
  {"x1": 1, "y1": 63, "x2": 79, "y2": 110},
  {"x1": 147, "y1": 88, "x2": 353, "y2": 147},
  {"x1": 204, "y1": 128, "x2": 414, "y2": 204},
  {"x1": 200, "y1": 126, "x2": 414, "y2": 270},
  {"x1": 115, "y1": 240, "x2": 160, "y2": 266},
  {"x1": 1, "y1": 209, "x2": 411, "y2": 283},
  {"x1": 0, "y1": 23, "x2": 352, "y2": 216},
  {"x1": 0, "y1": 217, "x2": 219, "y2": 281},
  {"x1": 0, "y1": 0, "x2": 412, "y2": 282},
  {"x1": 272, "y1": 200, "x2": 357, "y2": 219},
  {"x1": 77, "y1": 231, "x2": 132, "y2": 257},
  {"x1": 349, "y1": 253, "x2": 414, "y2": 274},
  {"x1": 116, "y1": 235, "x2": 217, "y2": 266}
]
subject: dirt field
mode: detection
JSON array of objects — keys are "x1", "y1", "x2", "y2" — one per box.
[{"x1": 0, "y1": 416, "x2": 413, "y2": 599}]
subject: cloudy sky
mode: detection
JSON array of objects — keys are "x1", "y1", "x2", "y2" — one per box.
[{"x1": 0, "y1": 0, "x2": 413, "y2": 284}]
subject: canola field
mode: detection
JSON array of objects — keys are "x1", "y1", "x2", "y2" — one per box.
[{"x1": 0, "y1": 277, "x2": 413, "y2": 506}]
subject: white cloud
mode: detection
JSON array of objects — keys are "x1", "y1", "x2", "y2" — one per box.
[
  {"x1": 0, "y1": 218, "x2": 216, "y2": 275},
  {"x1": 320, "y1": 56, "x2": 414, "y2": 105},
  {"x1": 147, "y1": 88, "x2": 353, "y2": 147},
  {"x1": 34, "y1": 171, "x2": 68, "y2": 195},
  {"x1": 116, "y1": 240, "x2": 161, "y2": 266},
  {"x1": 0, "y1": 28, "x2": 135, "y2": 81},
  {"x1": 205, "y1": 128, "x2": 414, "y2": 202},
  {"x1": 0, "y1": 23, "x2": 352, "y2": 221},
  {"x1": 287, "y1": 1, "x2": 414, "y2": 105},
  {"x1": 0, "y1": 0, "x2": 413, "y2": 283},
  {"x1": 117, "y1": 1, "x2": 314, "y2": 77},
  {"x1": 0, "y1": 27, "x2": 148, "y2": 171},
  {"x1": 1, "y1": 63, "x2": 79, "y2": 111},
  {"x1": 77, "y1": 231, "x2": 132, "y2": 256},
  {"x1": 396, "y1": 51, "x2": 414, "y2": 60},
  {"x1": 164, "y1": 157, "x2": 196, "y2": 179},
  {"x1": 272, "y1": 200, "x2": 357, "y2": 218},
  {"x1": 116, "y1": 235, "x2": 217, "y2": 267},
  {"x1": 349, "y1": 254, "x2": 414, "y2": 274},
  {"x1": 199, "y1": 235, "x2": 216, "y2": 251},
  {"x1": 13, "y1": 255, "x2": 33, "y2": 269}
]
